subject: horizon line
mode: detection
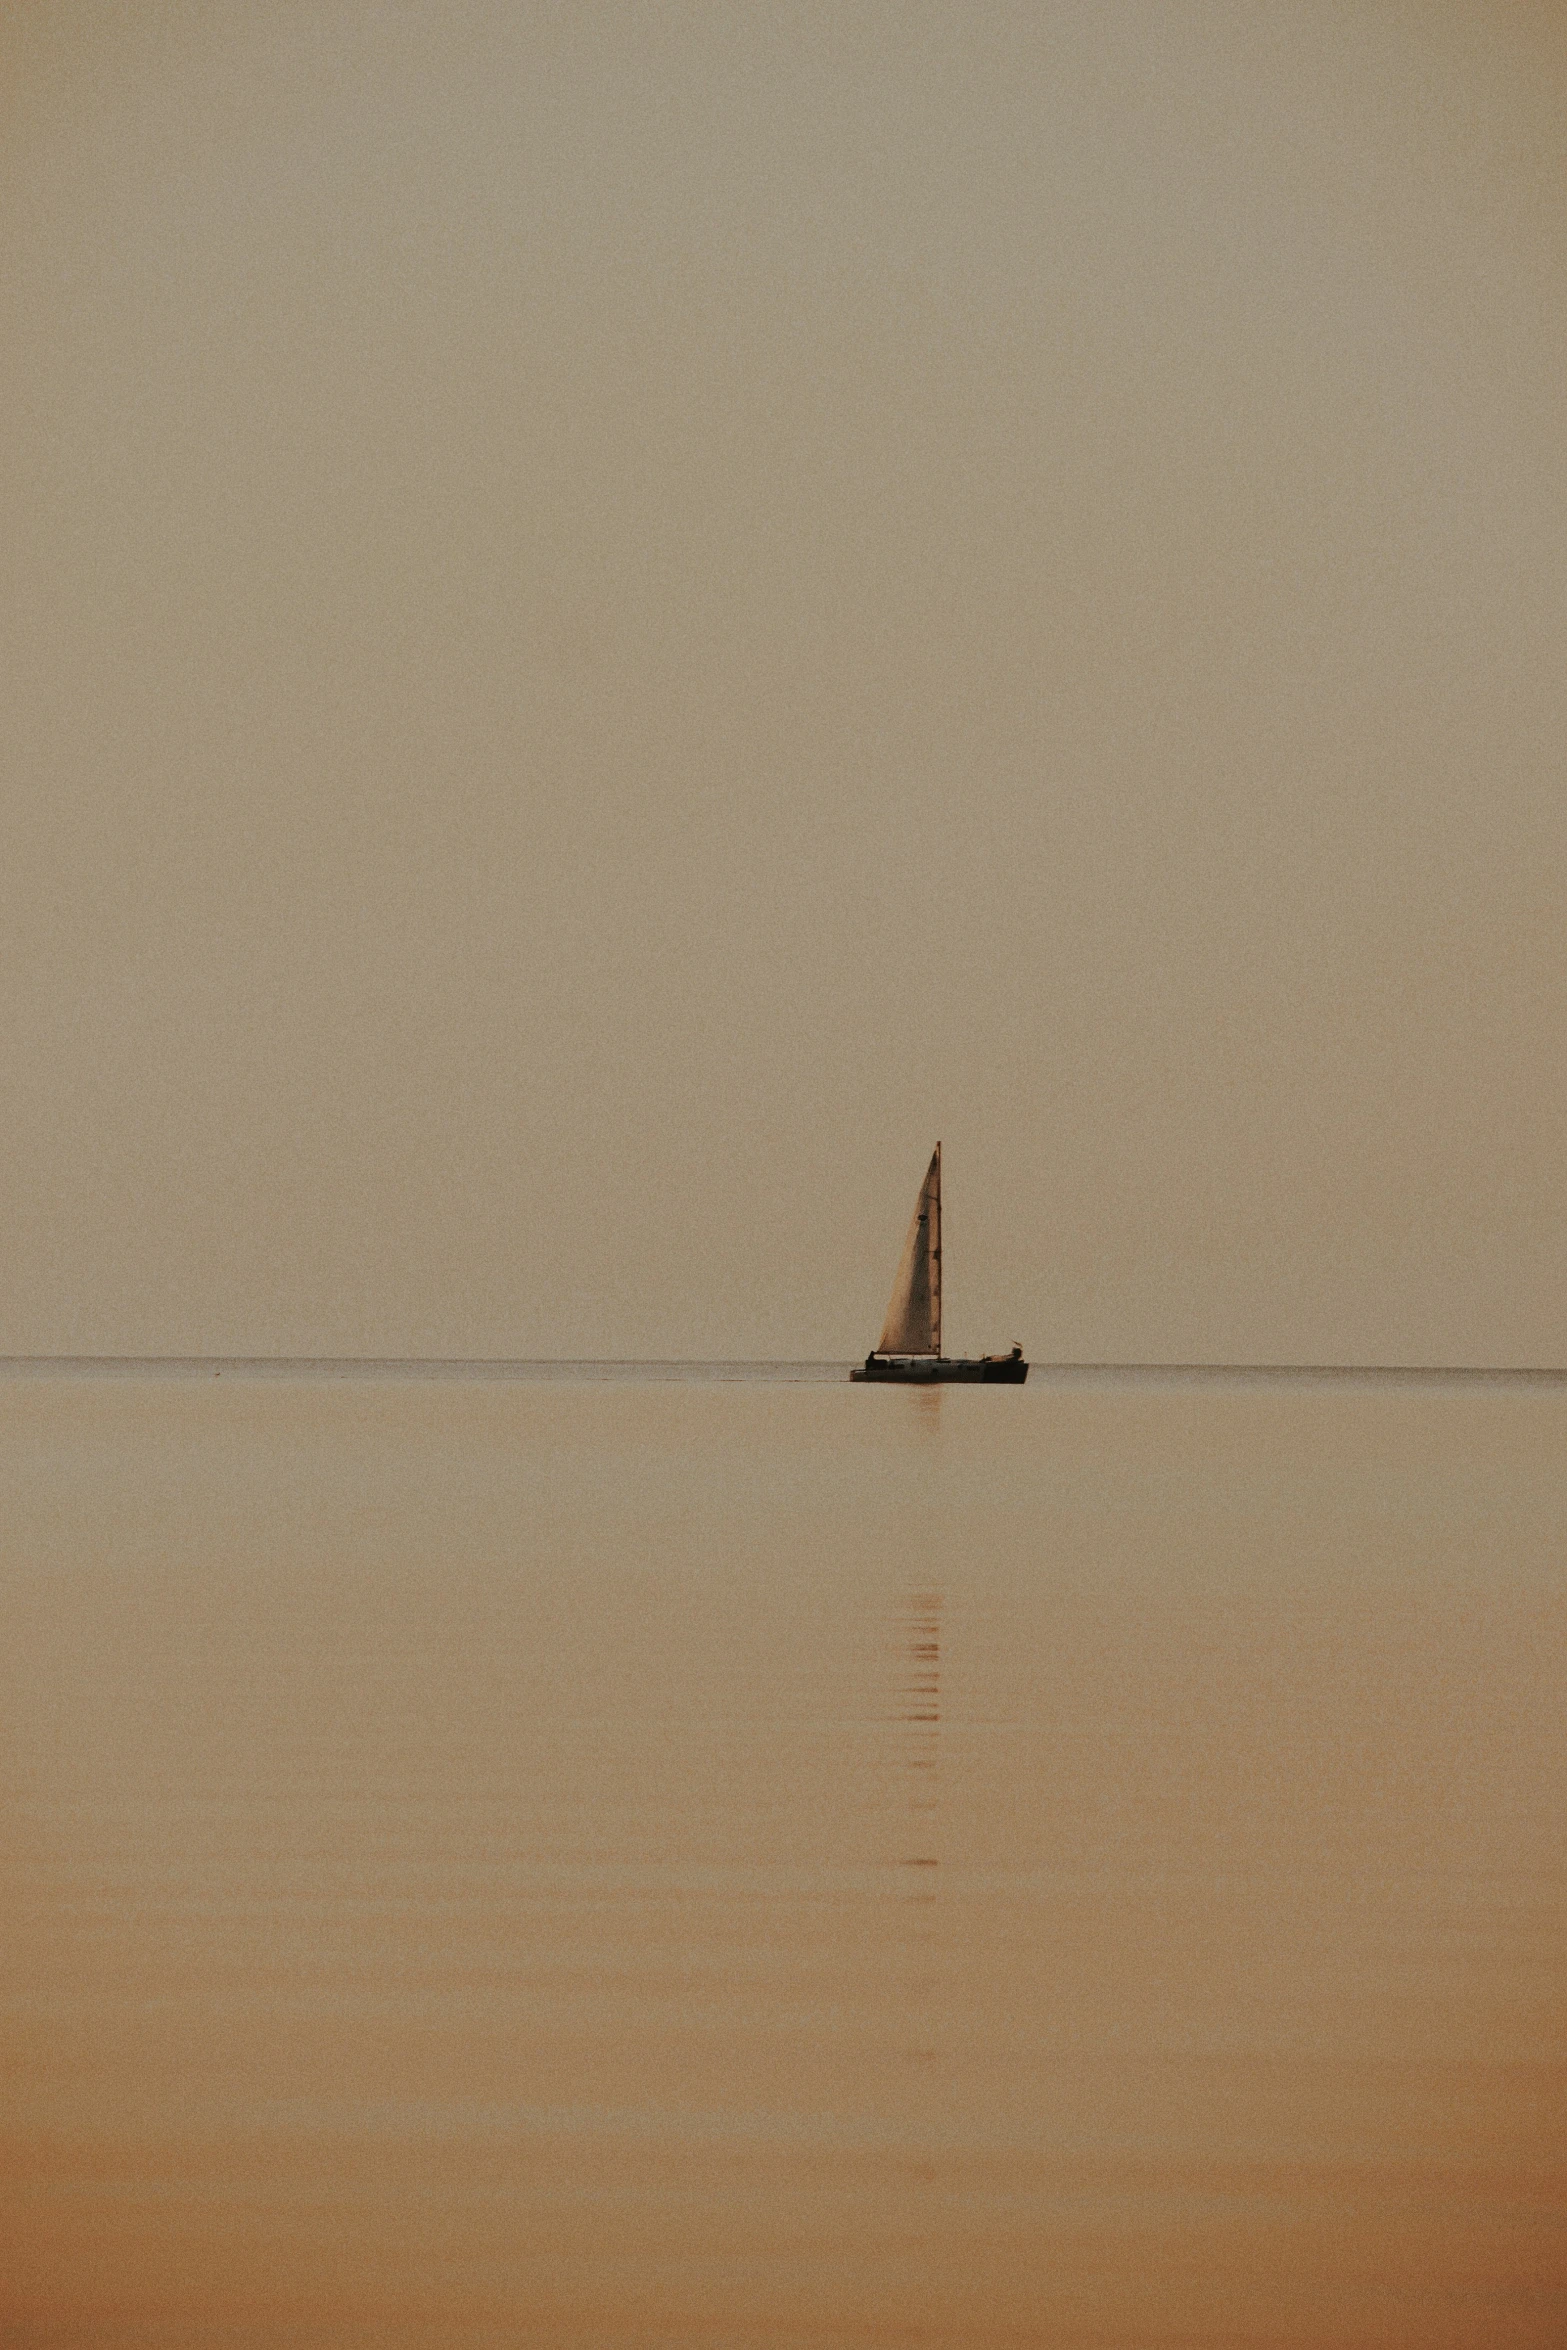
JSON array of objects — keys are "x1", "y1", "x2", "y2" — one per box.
[{"x1": 2, "y1": 1356, "x2": 1566, "y2": 1385}]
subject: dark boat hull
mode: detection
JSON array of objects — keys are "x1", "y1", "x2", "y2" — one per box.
[{"x1": 851, "y1": 1355, "x2": 1028, "y2": 1384}]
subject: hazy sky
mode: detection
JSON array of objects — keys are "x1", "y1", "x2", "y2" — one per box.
[{"x1": 5, "y1": 2, "x2": 1565, "y2": 1361}]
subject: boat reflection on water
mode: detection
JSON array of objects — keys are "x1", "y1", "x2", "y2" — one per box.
[{"x1": 897, "y1": 1587, "x2": 941, "y2": 1877}]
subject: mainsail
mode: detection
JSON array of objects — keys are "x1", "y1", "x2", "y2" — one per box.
[{"x1": 876, "y1": 1145, "x2": 942, "y2": 1356}]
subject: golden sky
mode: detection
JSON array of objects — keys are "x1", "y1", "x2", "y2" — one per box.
[{"x1": 4, "y1": 2, "x2": 1565, "y2": 1361}]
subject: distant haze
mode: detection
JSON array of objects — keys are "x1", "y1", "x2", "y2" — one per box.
[{"x1": 4, "y1": 3, "x2": 1565, "y2": 1362}]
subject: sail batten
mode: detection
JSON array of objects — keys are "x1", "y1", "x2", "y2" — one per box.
[{"x1": 876, "y1": 1145, "x2": 942, "y2": 1356}]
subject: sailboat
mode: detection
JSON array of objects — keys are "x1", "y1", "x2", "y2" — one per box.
[{"x1": 851, "y1": 1144, "x2": 1028, "y2": 1383}]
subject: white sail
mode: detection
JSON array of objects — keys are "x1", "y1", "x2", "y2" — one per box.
[{"x1": 876, "y1": 1145, "x2": 942, "y2": 1356}]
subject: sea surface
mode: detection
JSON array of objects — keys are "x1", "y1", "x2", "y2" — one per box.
[{"x1": 2, "y1": 1368, "x2": 1563, "y2": 2347}]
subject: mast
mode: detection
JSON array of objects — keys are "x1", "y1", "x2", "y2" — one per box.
[{"x1": 932, "y1": 1141, "x2": 942, "y2": 1358}]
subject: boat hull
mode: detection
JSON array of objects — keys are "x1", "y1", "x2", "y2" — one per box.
[{"x1": 851, "y1": 1355, "x2": 1028, "y2": 1384}]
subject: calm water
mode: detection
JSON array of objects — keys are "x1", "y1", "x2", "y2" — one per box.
[{"x1": 2, "y1": 1374, "x2": 1563, "y2": 2346}]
